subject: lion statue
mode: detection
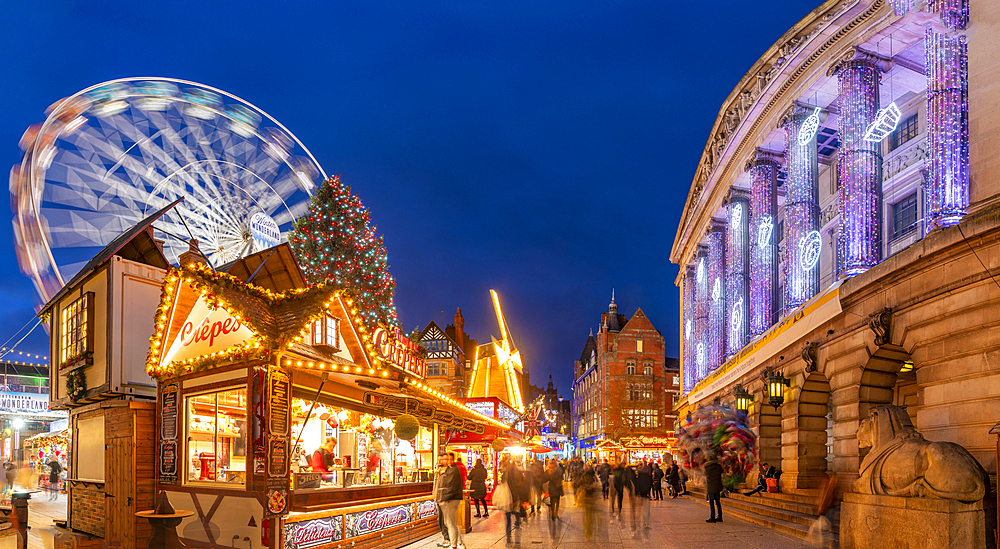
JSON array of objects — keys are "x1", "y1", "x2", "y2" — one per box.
[{"x1": 855, "y1": 405, "x2": 986, "y2": 502}]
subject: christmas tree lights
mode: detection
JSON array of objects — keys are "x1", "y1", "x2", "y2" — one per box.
[
  {"x1": 747, "y1": 149, "x2": 780, "y2": 336},
  {"x1": 289, "y1": 175, "x2": 398, "y2": 331},
  {"x1": 725, "y1": 192, "x2": 750, "y2": 358},
  {"x1": 833, "y1": 59, "x2": 884, "y2": 277},
  {"x1": 781, "y1": 106, "x2": 820, "y2": 312}
]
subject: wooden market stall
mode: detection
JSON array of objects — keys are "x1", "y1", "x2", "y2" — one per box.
[{"x1": 146, "y1": 261, "x2": 503, "y2": 549}]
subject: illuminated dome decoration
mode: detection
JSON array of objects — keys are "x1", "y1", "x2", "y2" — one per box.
[
  {"x1": 467, "y1": 289, "x2": 526, "y2": 412},
  {"x1": 11, "y1": 77, "x2": 324, "y2": 304}
]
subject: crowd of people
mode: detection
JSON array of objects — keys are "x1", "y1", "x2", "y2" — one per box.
[{"x1": 433, "y1": 452, "x2": 731, "y2": 548}]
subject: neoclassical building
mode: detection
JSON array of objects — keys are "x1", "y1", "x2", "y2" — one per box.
[{"x1": 672, "y1": 0, "x2": 997, "y2": 505}]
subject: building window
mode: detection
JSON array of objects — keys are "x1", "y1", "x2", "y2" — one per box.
[
  {"x1": 643, "y1": 362, "x2": 653, "y2": 376},
  {"x1": 426, "y1": 362, "x2": 446, "y2": 376},
  {"x1": 636, "y1": 340, "x2": 644, "y2": 353},
  {"x1": 423, "y1": 340, "x2": 448, "y2": 352},
  {"x1": 60, "y1": 293, "x2": 93, "y2": 365},
  {"x1": 626, "y1": 360, "x2": 636, "y2": 375},
  {"x1": 672, "y1": 375, "x2": 680, "y2": 387},
  {"x1": 888, "y1": 114, "x2": 919, "y2": 152},
  {"x1": 891, "y1": 193, "x2": 918, "y2": 240},
  {"x1": 312, "y1": 315, "x2": 340, "y2": 350},
  {"x1": 185, "y1": 386, "x2": 249, "y2": 487},
  {"x1": 622, "y1": 408, "x2": 658, "y2": 428}
]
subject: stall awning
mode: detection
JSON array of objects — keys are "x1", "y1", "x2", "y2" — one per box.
[{"x1": 23, "y1": 429, "x2": 69, "y2": 448}]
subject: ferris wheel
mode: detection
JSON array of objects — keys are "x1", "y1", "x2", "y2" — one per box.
[{"x1": 11, "y1": 77, "x2": 326, "y2": 304}]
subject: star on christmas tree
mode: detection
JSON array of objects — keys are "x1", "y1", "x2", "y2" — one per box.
[{"x1": 288, "y1": 175, "x2": 397, "y2": 331}]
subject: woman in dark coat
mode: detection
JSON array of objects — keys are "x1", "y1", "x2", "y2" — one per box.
[
  {"x1": 667, "y1": 463, "x2": 681, "y2": 498},
  {"x1": 469, "y1": 459, "x2": 489, "y2": 518},
  {"x1": 704, "y1": 454, "x2": 724, "y2": 523}
]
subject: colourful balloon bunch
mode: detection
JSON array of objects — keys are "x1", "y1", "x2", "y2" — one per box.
[{"x1": 675, "y1": 405, "x2": 757, "y2": 478}]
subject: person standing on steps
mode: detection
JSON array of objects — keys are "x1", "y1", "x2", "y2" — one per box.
[
  {"x1": 704, "y1": 453, "x2": 724, "y2": 523},
  {"x1": 469, "y1": 459, "x2": 489, "y2": 518}
]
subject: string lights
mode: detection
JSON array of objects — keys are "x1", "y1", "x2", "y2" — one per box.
[
  {"x1": 682, "y1": 265, "x2": 696, "y2": 394},
  {"x1": 725, "y1": 193, "x2": 750, "y2": 358},
  {"x1": 289, "y1": 175, "x2": 398, "y2": 332},
  {"x1": 833, "y1": 58, "x2": 884, "y2": 277},
  {"x1": 781, "y1": 105, "x2": 820, "y2": 312},
  {"x1": 926, "y1": 24, "x2": 969, "y2": 228},
  {"x1": 694, "y1": 245, "x2": 709, "y2": 381},
  {"x1": 707, "y1": 222, "x2": 726, "y2": 371},
  {"x1": 747, "y1": 149, "x2": 780, "y2": 337}
]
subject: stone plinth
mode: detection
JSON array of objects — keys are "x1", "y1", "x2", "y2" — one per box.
[{"x1": 840, "y1": 492, "x2": 984, "y2": 549}]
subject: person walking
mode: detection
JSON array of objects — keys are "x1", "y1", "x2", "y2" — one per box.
[
  {"x1": 3, "y1": 461, "x2": 14, "y2": 492},
  {"x1": 680, "y1": 466, "x2": 689, "y2": 495},
  {"x1": 667, "y1": 462, "x2": 681, "y2": 498},
  {"x1": 704, "y1": 453, "x2": 724, "y2": 523},
  {"x1": 609, "y1": 459, "x2": 627, "y2": 518},
  {"x1": 469, "y1": 459, "x2": 489, "y2": 518},
  {"x1": 650, "y1": 462, "x2": 664, "y2": 501},
  {"x1": 47, "y1": 457, "x2": 63, "y2": 501},
  {"x1": 630, "y1": 462, "x2": 652, "y2": 538},
  {"x1": 544, "y1": 459, "x2": 564, "y2": 540},
  {"x1": 432, "y1": 454, "x2": 452, "y2": 548},
  {"x1": 529, "y1": 459, "x2": 544, "y2": 516},
  {"x1": 573, "y1": 465, "x2": 600, "y2": 541},
  {"x1": 434, "y1": 453, "x2": 466, "y2": 549},
  {"x1": 455, "y1": 454, "x2": 468, "y2": 486},
  {"x1": 501, "y1": 457, "x2": 529, "y2": 547},
  {"x1": 598, "y1": 459, "x2": 611, "y2": 499}
]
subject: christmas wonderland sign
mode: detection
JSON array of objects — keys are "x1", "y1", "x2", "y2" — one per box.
[{"x1": 372, "y1": 326, "x2": 426, "y2": 379}]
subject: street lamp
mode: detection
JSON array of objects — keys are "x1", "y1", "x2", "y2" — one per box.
[
  {"x1": 763, "y1": 367, "x2": 789, "y2": 410},
  {"x1": 733, "y1": 384, "x2": 753, "y2": 413}
]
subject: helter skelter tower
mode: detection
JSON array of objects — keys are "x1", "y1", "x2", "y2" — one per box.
[{"x1": 466, "y1": 289, "x2": 526, "y2": 412}]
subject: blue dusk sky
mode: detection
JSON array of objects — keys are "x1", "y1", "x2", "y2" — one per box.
[{"x1": 0, "y1": 1, "x2": 809, "y2": 396}]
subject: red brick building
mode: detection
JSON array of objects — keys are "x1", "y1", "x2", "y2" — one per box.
[{"x1": 573, "y1": 294, "x2": 677, "y2": 457}]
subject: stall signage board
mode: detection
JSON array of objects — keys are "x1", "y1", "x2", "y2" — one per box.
[
  {"x1": 373, "y1": 326, "x2": 426, "y2": 379},
  {"x1": 0, "y1": 392, "x2": 50, "y2": 414},
  {"x1": 162, "y1": 294, "x2": 254, "y2": 366},
  {"x1": 283, "y1": 516, "x2": 343, "y2": 549},
  {"x1": 465, "y1": 401, "x2": 495, "y2": 418},
  {"x1": 159, "y1": 383, "x2": 179, "y2": 483},
  {"x1": 621, "y1": 435, "x2": 674, "y2": 447},
  {"x1": 415, "y1": 499, "x2": 437, "y2": 519},
  {"x1": 268, "y1": 371, "x2": 290, "y2": 436},
  {"x1": 345, "y1": 503, "x2": 414, "y2": 538}
]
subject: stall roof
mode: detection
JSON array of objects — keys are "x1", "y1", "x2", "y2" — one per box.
[{"x1": 217, "y1": 243, "x2": 306, "y2": 294}]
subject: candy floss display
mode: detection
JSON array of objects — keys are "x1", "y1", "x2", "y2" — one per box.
[{"x1": 675, "y1": 405, "x2": 757, "y2": 486}]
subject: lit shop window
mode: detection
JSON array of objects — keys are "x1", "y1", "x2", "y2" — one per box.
[
  {"x1": 60, "y1": 293, "x2": 93, "y2": 364},
  {"x1": 312, "y1": 315, "x2": 340, "y2": 350},
  {"x1": 186, "y1": 386, "x2": 248, "y2": 487}
]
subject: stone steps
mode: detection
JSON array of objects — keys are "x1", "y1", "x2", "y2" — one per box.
[{"x1": 684, "y1": 486, "x2": 838, "y2": 544}]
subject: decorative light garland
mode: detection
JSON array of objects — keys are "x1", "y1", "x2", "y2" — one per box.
[
  {"x1": 694, "y1": 246, "x2": 709, "y2": 382},
  {"x1": 926, "y1": 26, "x2": 969, "y2": 228},
  {"x1": 682, "y1": 265, "x2": 696, "y2": 395},
  {"x1": 725, "y1": 193, "x2": 750, "y2": 358},
  {"x1": 781, "y1": 106, "x2": 821, "y2": 312},
  {"x1": 747, "y1": 149, "x2": 780, "y2": 337},
  {"x1": 833, "y1": 59, "x2": 883, "y2": 277},
  {"x1": 707, "y1": 223, "x2": 726, "y2": 371}
]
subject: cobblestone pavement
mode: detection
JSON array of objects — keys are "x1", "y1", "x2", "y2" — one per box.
[
  {"x1": 402, "y1": 491, "x2": 816, "y2": 549},
  {"x1": 25, "y1": 490, "x2": 66, "y2": 549}
]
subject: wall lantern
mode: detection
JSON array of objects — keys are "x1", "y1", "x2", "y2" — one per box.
[
  {"x1": 763, "y1": 367, "x2": 790, "y2": 410},
  {"x1": 733, "y1": 383, "x2": 753, "y2": 413}
]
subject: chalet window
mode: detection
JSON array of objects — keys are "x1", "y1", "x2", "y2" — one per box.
[
  {"x1": 643, "y1": 362, "x2": 653, "y2": 376},
  {"x1": 889, "y1": 114, "x2": 919, "y2": 152},
  {"x1": 626, "y1": 360, "x2": 636, "y2": 375},
  {"x1": 891, "y1": 193, "x2": 918, "y2": 240},
  {"x1": 312, "y1": 315, "x2": 340, "y2": 350},
  {"x1": 185, "y1": 386, "x2": 249, "y2": 487},
  {"x1": 60, "y1": 293, "x2": 93, "y2": 365}
]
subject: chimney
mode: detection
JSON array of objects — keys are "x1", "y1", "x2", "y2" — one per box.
[
  {"x1": 454, "y1": 308, "x2": 465, "y2": 351},
  {"x1": 178, "y1": 238, "x2": 208, "y2": 266}
]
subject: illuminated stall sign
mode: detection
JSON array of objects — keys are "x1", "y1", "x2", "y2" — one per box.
[
  {"x1": 161, "y1": 294, "x2": 254, "y2": 365},
  {"x1": 415, "y1": 499, "x2": 437, "y2": 519},
  {"x1": 621, "y1": 435, "x2": 675, "y2": 448},
  {"x1": 283, "y1": 516, "x2": 343, "y2": 549},
  {"x1": 372, "y1": 326, "x2": 426, "y2": 379},
  {"x1": 0, "y1": 392, "x2": 51, "y2": 414},
  {"x1": 345, "y1": 503, "x2": 414, "y2": 538}
]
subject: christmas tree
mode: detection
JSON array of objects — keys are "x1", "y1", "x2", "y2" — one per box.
[{"x1": 289, "y1": 175, "x2": 398, "y2": 330}]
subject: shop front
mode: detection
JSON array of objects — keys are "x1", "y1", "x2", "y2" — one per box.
[
  {"x1": 146, "y1": 263, "x2": 499, "y2": 549},
  {"x1": 620, "y1": 435, "x2": 675, "y2": 464}
]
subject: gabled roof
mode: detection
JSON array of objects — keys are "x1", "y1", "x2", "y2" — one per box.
[
  {"x1": 620, "y1": 307, "x2": 656, "y2": 332},
  {"x1": 578, "y1": 333, "x2": 597, "y2": 364},
  {"x1": 418, "y1": 320, "x2": 463, "y2": 351},
  {"x1": 217, "y1": 243, "x2": 306, "y2": 294},
  {"x1": 40, "y1": 198, "x2": 177, "y2": 314}
]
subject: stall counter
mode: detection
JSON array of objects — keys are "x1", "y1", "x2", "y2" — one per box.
[{"x1": 282, "y1": 492, "x2": 440, "y2": 549}]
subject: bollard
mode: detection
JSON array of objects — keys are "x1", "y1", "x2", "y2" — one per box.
[{"x1": 10, "y1": 492, "x2": 29, "y2": 549}]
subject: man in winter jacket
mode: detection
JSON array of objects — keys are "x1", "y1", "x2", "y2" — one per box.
[
  {"x1": 704, "y1": 453, "x2": 724, "y2": 523},
  {"x1": 650, "y1": 463, "x2": 664, "y2": 500},
  {"x1": 434, "y1": 453, "x2": 466, "y2": 549}
]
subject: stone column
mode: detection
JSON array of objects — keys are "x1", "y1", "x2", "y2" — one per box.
[
  {"x1": 682, "y1": 264, "x2": 697, "y2": 394},
  {"x1": 694, "y1": 245, "x2": 709, "y2": 381},
  {"x1": 725, "y1": 191, "x2": 751, "y2": 358},
  {"x1": 746, "y1": 149, "x2": 781, "y2": 336},
  {"x1": 829, "y1": 50, "x2": 891, "y2": 277},
  {"x1": 925, "y1": 2, "x2": 969, "y2": 228},
  {"x1": 707, "y1": 221, "x2": 727, "y2": 371},
  {"x1": 779, "y1": 104, "x2": 821, "y2": 312}
]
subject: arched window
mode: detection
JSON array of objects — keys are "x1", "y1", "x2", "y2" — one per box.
[
  {"x1": 626, "y1": 360, "x2": 636, "y2": 375},
  {"x1": 643, "y1": 362, "x2": 653, "y2": 376}
]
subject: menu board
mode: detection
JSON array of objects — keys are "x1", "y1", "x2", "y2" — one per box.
[
  {"x1": 269, "y1": 370, "x2": 290, "y2": 436},
  {"x1": 268, "y1": 437, "x2": 288, "y2": 478},
  {"x1": 159, "y1": 383, "x2": 179, "y2": 484},
  {"x1": 345, "y1": 503, "x2": 414, "y2": 538}
]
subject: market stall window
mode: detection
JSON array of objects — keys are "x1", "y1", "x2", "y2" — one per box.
[
  {"x1": 185, "y1": 386, "x2": 248, "y2": 486},
  {"x1": 60, "y1": 292, "x2": 93, "y2": 365},
  {"x1": 312, "y1": 315, "x2": 340, "y2": 350}
]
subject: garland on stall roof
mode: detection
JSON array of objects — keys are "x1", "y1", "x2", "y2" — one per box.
[{"x1": 66, "y1": 369, "x2": 86, "y2": 402}]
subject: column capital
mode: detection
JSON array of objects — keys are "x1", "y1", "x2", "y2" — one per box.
[
  {"x1": 709, "y1": 218, "x2": 727, "y2": 234},
  {"x1": 777, "y1": 102, "x2": 826, "y2": 131},
  {"x1": 745, "y1": 147, "x2": 783, "y2": 172},
  {"x1": 826, "y1": 47, "x2": 892, "y2": 77},
  {"x1": 727, "y1": 188, "x2": 752, "y2": 203}
]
